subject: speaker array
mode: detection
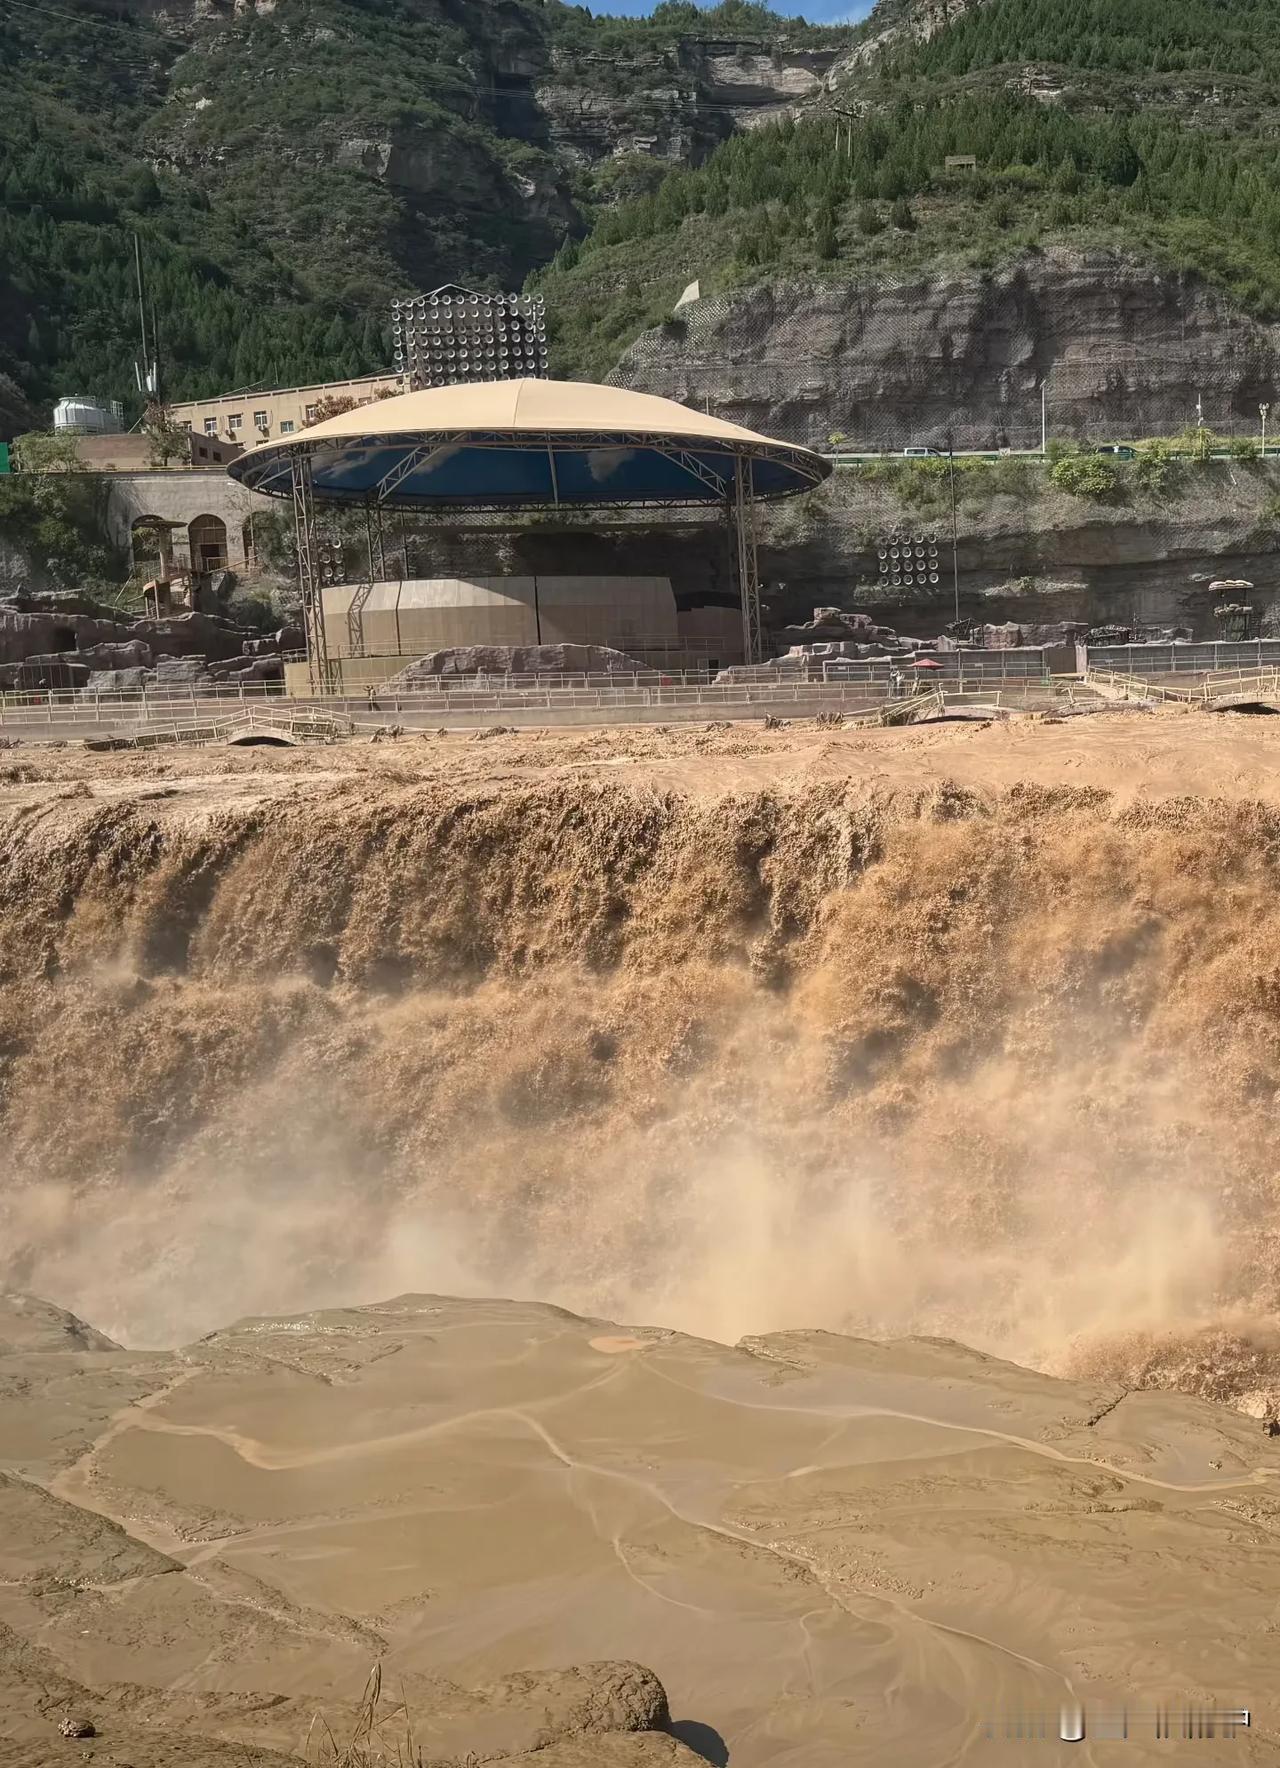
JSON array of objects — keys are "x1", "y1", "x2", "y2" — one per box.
[
  {"x1": 878, "y1": 531, "x2": 940, "y2": 589},
  {"x1": 316, "y1": 540, "x2": 345, "y2": 586},
  {"x1": 391, "y1": 290, "x2": 548, "y2": 388}
]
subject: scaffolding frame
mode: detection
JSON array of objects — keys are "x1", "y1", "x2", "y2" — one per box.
[
  {"x1": 289, "y1": 454, "x2": 331, "y2": 695},
  {"x1": 274, "y1": 430, "x2": 802, "y2": 688}
]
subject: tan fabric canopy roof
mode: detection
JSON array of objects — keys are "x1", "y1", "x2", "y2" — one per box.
[
  {"x1": 255, "y1": 378, "x2": 792, "y2": 451},
  {"x1": 228, "y1": 377, "x2": 829, "y2": 509}
]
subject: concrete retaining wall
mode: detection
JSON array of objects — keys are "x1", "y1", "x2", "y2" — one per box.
[{"x1": 97, "y1": 469, "x2": 275, "y2": 570}]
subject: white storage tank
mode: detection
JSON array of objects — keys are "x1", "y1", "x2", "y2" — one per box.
[{"x1": 53, "y1": 397, "x2": 121, "y2": 435}]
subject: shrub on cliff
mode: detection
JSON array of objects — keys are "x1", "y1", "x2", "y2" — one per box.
[
  {"x1": 1050, "y1": 453, "x2": 1120, "y2": 499},
  {"x1": 1133, "y1": 440, "x2": 1179, "y2": 495}
]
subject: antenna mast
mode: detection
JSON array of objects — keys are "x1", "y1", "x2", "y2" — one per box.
[{"x1": 133, "y1": 234, "x2": 158, "y2": 398}]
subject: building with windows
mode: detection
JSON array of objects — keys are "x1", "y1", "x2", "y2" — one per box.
[{"x1": 168, "y1": 372, "x2": 405, "y2": 446}]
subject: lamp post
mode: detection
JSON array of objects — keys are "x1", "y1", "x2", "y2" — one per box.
[
  {"x1": 1262, "y1": 403, "x2": 1270, "y2": 457},
  {"x1": 944, "y1": 428, "x2": 960, "y2": 626}
]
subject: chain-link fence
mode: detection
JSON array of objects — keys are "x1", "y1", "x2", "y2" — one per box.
[
  {"x1": 611, "y1": 278, "x2": 1280, "y2": 451},
  {"x1": 1084, "y1": 639, "x2": 1280, "y2": 674}
]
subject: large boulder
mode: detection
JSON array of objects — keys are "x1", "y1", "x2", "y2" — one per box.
[
  {"x1": 133, "y1": 612, "x2": 248, "y2": 662},
  {"x1": 85, "y1": 668, "x2": 151, "y2": 692},
  {"x1": 0, "y1": 589, "x2": 130, "y2": 622},
  {"x1": 387, "y1": 643, "x2": 647, "y2": 684},
  {"x1": 981, "y1": 622, "x2": 1025, "y2": 649},
  {"x1": 151, "y1": 656, "x2": 212, "y2": 687},
  {"x1": 206, "y1": 655, "x2": 282, "y2": 682},
  {"x1": 74, "y1": 640, "x2": 152, "y2": 670},
  {"x1": 779, "y1": 608, "x2": 880, "y2": 644},
  {"x1": 0, "y1": 610, "x2": 128, "y2": 665},
  {"x1": 240, "y1": 626, "x2": 302, "y2": 658},
  {"x1": 308, "y1": 1662, "x2": 674, "y2": 1765}
]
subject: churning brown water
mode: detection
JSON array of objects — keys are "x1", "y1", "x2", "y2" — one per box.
[{"x1": 4, "y1": 767, "x2": 1280, "y2": 1413}]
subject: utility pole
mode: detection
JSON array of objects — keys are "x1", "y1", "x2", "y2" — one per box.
[
  {"x1": 830, "y1": 104, "x2": 858, "y2": 162},
  {"x1": 1040, "y1": 381, "x2": 1048, "y2": 455},
  {"x1": 1261, "y1": 402, "x2": 1270, "y2": 456},
  {"x1": 149, "y1": 300, "x2": 161, "y2": 403}
]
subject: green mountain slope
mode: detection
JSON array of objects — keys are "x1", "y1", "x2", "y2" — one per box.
[
  {"x1": 540, "y1": 0, "x2": 1280, "y2": 377},
  {"x1": 0, "y1": 0, "x2": 853, "y2": 418}
]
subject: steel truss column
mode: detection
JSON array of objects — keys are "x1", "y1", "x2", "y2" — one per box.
[
  {"x1": 347, "y1": 499, "x2": 379, "y2": 660},
  {"x1": 291, "y1": 451, "x2": 330, "y2": 695},
  {"x1": 732, "y1": 453, "x2": 762, "y2": 665}
]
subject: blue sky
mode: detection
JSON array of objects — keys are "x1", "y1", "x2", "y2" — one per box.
[{"x1": 588, "y1": 2, "x2": 875, "y2": 19}]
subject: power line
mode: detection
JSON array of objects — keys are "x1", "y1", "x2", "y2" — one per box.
[{"x1": 0, "y1": 0, "x2": 188, "y2": 49}]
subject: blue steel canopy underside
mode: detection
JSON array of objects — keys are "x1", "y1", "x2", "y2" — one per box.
[{"x1": 229, "y1": 429, "x2": 828, "y2": 509}]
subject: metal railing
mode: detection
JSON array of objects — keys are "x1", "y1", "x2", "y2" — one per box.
[
  {"x1": 1085, "y1": 665, "x2": 1280, "y2": 706},
  {"x1": 353, "y1": 680, "x2": 902, "y2": 714},
  {"x1": 1199, "y1": 666, "x2": 1280, "y2": 697},
  {"x1": 290, "y1": 650, "x2": 1053, "y2": 691},
  {"x1": 0, "y1": 681, "x2": 288, "y2": 728},
  {"x1": 1084, "y1": 668, "x2": 1191, "y2": 704},
  {"x1": 85, "y1": 707, "x2": 356, "y2": 751},
  {"x1": 0, "y1": 670, "x2": 1076, "y2": 733}
]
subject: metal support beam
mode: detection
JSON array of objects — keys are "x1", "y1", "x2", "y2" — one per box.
[
  {"x1": 733, "y1": 454, "x2": 762, "y2": 665},
  {"x1": 373, "y1": 443, "x2": 450, "y2": 502},
  {"x1": 654, "y1": 445, "x2": 728, "y2": 499},
  {"x1": 346, "y1": 500, "x2": 379, "y2": 659},
  {"x1": 363, "y1": 505, "x2": 377, "y2": 584},
  {"x1": 290, "y1": 452, "x2": 331, "y2": 694}
]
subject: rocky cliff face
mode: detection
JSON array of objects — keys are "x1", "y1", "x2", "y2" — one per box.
[
  {"x1": 610, "y1": 247, "x2": 1280, "y2": 451},
  {"x1": 532, "y1": 38, "x2": 843, "y2": 185},
  {"x1": 148, "y1": 4, "x2": 843, "y2": 228},
  {"x1": 753, "y1": 458, "x2": 1280, "y2": 639},
  {"x1": 338, "y1": 460, "x2": 1280, "y2": 647},
  {"x1": 133, "y1": 4, "x2": 848, "y2": 319},
  {"x1": 835, "y1": 0, "x2": 990, "y2": 74}
]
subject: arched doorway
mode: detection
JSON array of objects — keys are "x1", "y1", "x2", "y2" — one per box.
[{"x1": 188, "y1": 513, "x2": 228, "y2": 572}]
